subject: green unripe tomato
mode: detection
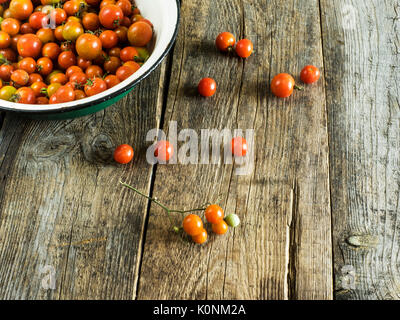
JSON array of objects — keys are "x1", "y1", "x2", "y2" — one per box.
[{"x1": 224, "y1": 213, "x2": 240, "y2": 228}]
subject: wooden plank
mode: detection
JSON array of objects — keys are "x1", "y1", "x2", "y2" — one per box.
[
  {"x1": 320, "y1": 0, "x2": 400, "y2": 299},
  {"x1": 0, "y1": 62, "x2": 167, "y2": 299},
  {"x1": 136, "y1": 0, "x2": 332, "y2": 300}
]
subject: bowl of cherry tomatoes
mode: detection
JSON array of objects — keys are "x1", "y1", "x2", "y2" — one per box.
[{"x1": 0, "y1": 0, "x2": 180, "y2": 119}]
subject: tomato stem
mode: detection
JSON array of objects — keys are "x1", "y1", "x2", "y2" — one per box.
[
  {"x1": 120, "y1": 182, "x2": 207, "y2": 231},
  {"x1": 294, "y1": 84, "x2": 304, "y2": 91}
]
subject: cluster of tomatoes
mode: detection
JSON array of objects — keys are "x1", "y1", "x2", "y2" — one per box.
[
  {"x1": 0, "y1": 0, "x2": 153, "y2": 104},
  {"x1": 197, "y1": 32, "x2": 254, "y2": 98},
  {"x1": 270, "y1": 65, "x2": 321, "y2": 98},
  {"x1": 183, "y1": 206, "x2": 240, "y2": 245}
]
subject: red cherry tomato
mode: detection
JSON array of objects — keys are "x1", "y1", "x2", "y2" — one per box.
[
  {"x1": 17, "y1": 34, "x2": 42, "y2": 58},
  {"x1": 183, "y1": 214, "x2": 203, "y2": 236},
  {"x1": 13, "y1": 86, "x2": 36, "y2": 104},
  {"x1": 235, "y1": 39, "x2": 253, "y2": 58},
  {"x1": 154, "y1": 140, "x2": 173, "y2": 162},
  {"x1": 300, "y1": 65, "x2": 321, "y2": 84},
  {"x1": 212, "y1": 220, "x2": 229, "y2": 235},
  {"x1": 270, "y1": 73, "x2": 295, "y2": 98},
  {"x1": 75, "y1": 33, "x2": 102, "y2": 60},
  {"x1": 114, "y1": 144, "x2": 134, "y2": 164},
  {"x1": 192, "y1": 229, "x2": 208, "y2": 244},
  {"x1": 205, "y1": 204, "x2": 224, "y2": 224},
  {"x1": 9, "y1": 0, "x2": 33, "y2": 21},
  {"x1": 54, "y1": 84, "x2": 75, "y2": 102},
  {"x1": 231, "y1": 136, "x2": 248, "y2": 157},
  {"x1": 84, "y1": 77, "x2": 107, "y2": 96},
  {"x1": 198, "y1": 77, "x2": 216, "y2": 97},
  {"x1": 215, "y1": 32, "x2": 235, "y2": 52},
  {"x1": 11, "y1": 69, "x2": 29, "y2": 86},
  {"x1": 127, "y1": 21, "x2": 152, "y2": 47},
  {"x1": 99, "y1": 5, "x2": 123, "y2": 29}
]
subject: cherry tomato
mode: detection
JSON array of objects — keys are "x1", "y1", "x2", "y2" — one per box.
[
  {"x1": 82, "y1": 12, "x2": 100, "y2": 31},
  {"x1": 215, "y1": 32, "x2": 235, "y2": 52},
  {"x1": 99, "y1": 5, "x2": 123, "y2": 29},
  {"x1": 63, "y1": 0, "x2": 83, "y2": 16},
  {"x1": 29, "y1": 11, "x2": 47, "y2": 30},
  {"x1": 192, "y1": 229, "x2": 208, "y2": 244},
  {"x1": 99, "y1": 30, "x2": 118, "y2": 49},
  {"x1": 116, "y1": 65, "x2": 134, "y2": 81},
  {"x1": 182, "y1": 214, "x2": 203, "y2": 236},
  {"x1": 42, "y1": 42, "x2": 61, "y2": 60},
  {"x1": 1, "y1": 18, "x2": 20, "y2": 36},
  {"x1": 114, "y1": 25, "x2": 127, "y2": 42},
  {"x1": 30, "y1": 80, "x2": 47, "y2": 96},
  {"x1": 62, "y1": 21, "x2": 84, "y2": 41},
  {"x1": 69, "y1": 71, "x2": 87, "y2": 87},
  {"x1": 85, "y1": 65, "x2": 103, "y2": 78},
  {"x1": 60, "y1": 41, "x2": 74, "y2": 52},
  {"x1": 231, "y1": 136, "x2": 248, "y2": 157},
  {"x1": 65, "y1": 65, "x2": 82, "y2": 78},
  {"x1": 9, "y1": 0, "x2": 33, "y2": 20},
  {"x1": 108, "y1": 46, "x2": 121, "y2": 57},
  {"x1": 127, "y1": 21, "x2": 152, "y2": 47},
  {"x1": 28, "y1": 72, "x2": 43, "y2": 85},
  {"x1": 198, "y1": 77, "x2": 216, "y2": 97},
  {"x1": 0, "y1": 31, "x2": 11, "y2": 49},
  {"x1": 74, "y1": 89, "x2": 86, "y2": 100},
  {"x1": 104, "y1": 56, "x2": 120, "y2": 73},
  {"x1": 104, "y1": 74, "x2": 120, "y2": 88},
  {"x1": 36, "y1": 96, "x2": 49, "y2": 104},
  {"x1": 84, "y1": 77, "x2": 106, "y2": 96},
  {"x1": 154, "y1": 140, "x2": 173, "y2": 162},
  {"x1": 116, "y1": 0, "x2": 131, "y2": 16},
  {"x1": 205, "y1": 204, "x2": 224, "y2": 224},
  {"x1": 99, "y1": 0, "x2": 114, "y2": 9},
  {"x1": 114, "y1": 144, "x2": 134, "y2": 164},
  {"x1": 13, "y1": 86, "x2": 36, "y2": 104},
  {"x1": 77, "y1": 56, "x2": 92, "y2": 70},
  {"x1": 212, "y1": 220, "x2": 228, "y2": 235},
  {"x1": 18, "y1": 57, "x2": 36, "y2": 74},
  {"x1": 235, "y1": 39, "x2": 253, "y2": 58},
  {"x1": 270, "y1": 73, "x2": 295, "y2": 98},
  {"x1": 46, "y1": 82, "x2": 61, "y2": 96},
  {"x1": 224, "y1": 213, "x2": 240, "y2": 228},
  {"x1": 54, "y1": 25, "x2": 64, "y2": 41},
  {"x1": 11, "y1": 69, "x2": 29, "y2": 86},
  {"x1": 54, "y1": 84, "x2": 75, "y2": 102},
  {"x1": 50, "y1": 72, "x2": 67, "y2": 84},
  {"x1": 50, "y1": 8, "x2": 67, "y2": 25},
  {"x1": 11, "y1": 34, "x2": 21, "y2": 51},
  {"x1": 0, "y1": 48, "x2": 16, "y2": 61},
  {"x1": 123, "y1": 60, "x2": 140, "y2": 72},
  {"x1": 75, "y1": 34, "x2": 102, "y2": 60},
  {"x1": 58, "y1": 50, "x2": 76, "y2": 69},
  {"x1": 20, "y1": 23, "x2": 35, "y2": 34},
  {"x1": 0, "y1": 64, "x2": 13, "y2": 81},
  {"x1": 300, "y1": 65, "x2": 320, "y2": 84},
  {"x1": 36, "y1": 57, "x2": 53, "y2": 75},
  {"x1": 17, "y1": 34, "x2": 42, "y2": 58},
  {"x1": 0, "y1": 85, "x2": 17, "y2": 100},
  {"x1": 120, "y1": 46, "x2": 139, "y2": 62},
  {"x1": 36, "y1": 28, "x2": 55, "y2": 44}
]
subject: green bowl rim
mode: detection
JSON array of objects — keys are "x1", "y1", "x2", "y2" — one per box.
[{"x1": 0, "y1": 0, "x2": 181, "y2": 115}]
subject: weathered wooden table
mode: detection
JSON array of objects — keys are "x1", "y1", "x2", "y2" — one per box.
[{"x1": 0, "y1": 0, "x2": 399, "y2": 300}]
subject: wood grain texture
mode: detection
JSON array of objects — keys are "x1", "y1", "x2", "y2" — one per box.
[
  {"x1": 320, "y1": 0, "x2": 400, "y2": 299},
  {"x1": 321, "y1": 0, "x2": 400, "y2": 299},
  {"x1": 136, "y1": 0, "x2": 332, "y2": 300},
  {"x1": 0, "y1": 63, "x2": 167, "y2": 299}
]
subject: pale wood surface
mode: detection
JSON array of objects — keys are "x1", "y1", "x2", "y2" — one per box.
[
  {"x1": 320, "y1": 0, "x2": 400, "y2": 299},
  {"x1": 0, "y1": 0, "x2": 398, "y2": 300},
  {"x1": 136, "y1": 0, "x2": 332, "y2": 300}
]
